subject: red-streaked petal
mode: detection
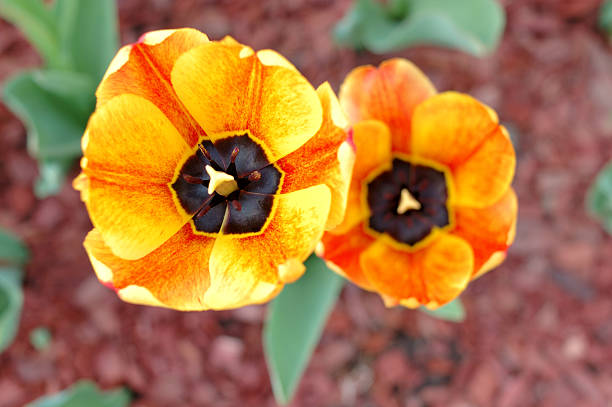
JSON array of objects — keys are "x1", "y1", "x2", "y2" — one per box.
[
  {"x1": 320, "y1": 224, "x2": 376, "y2": 290},
  {"x1": 339, "y1": 58, "x2": 436, "y2": 154},
  {"x1": 84, "y1": 226, "x2": 214, "y2": 311},
  {"x1": 276, "y1": 82, "x2": 354, "y2": 230},
  {"x1": 97, "y1": 28, "x2": 210, "y2": 146},
  {"x1": 452, "y1": 188, "x2": 518, "y2": 277}
]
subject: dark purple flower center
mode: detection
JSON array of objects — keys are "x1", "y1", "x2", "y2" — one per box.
[
  {"x1": 366, "y1": 157, "x2": 450, "y2": 246},
  {"x1": 172, "y1": 133, "x2": 282, "y2": 235}
]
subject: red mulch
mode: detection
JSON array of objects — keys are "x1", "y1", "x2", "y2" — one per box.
[{"x1": 2, "y1": 0, "x2": 612, "y2": 406}]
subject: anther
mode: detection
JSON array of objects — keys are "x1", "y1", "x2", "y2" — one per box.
[
  {"x1": 230, "y1": 147, "x2": 240, "y2": 163},
  {"x1": 183, "y1": 174, "x2": 204, "y2": 184},
  {"x1": 231, "y1": 200, "x2": 242, "y2": 211},
  {"x1": 198, "y1": 143, "x2": 212, "y2": 161},
  {"x1": 248, "y1": 170, "x2": 261, "y2": 182}
]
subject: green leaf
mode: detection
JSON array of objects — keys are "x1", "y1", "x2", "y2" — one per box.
[
  {"x1": 264, "y1": 255, "x2": 345, "y2": 405},
  {"x1": 31, "y1": 70, "x2": 96, "y2": 117},
  {"x1": 3, "y1": 71, "x2": 88, "y2": 160},
  {"x1": 34, "y1": 158, "x2": 75, "y2": 198},
  {"x1": 2, "y1": 71, "x2": 91, "y2": 197},
  {"x1": 420, "y1": 297, "x2": 465, "y2": 322},
  {"x1": 587, "y1": 161, "x2": 612, "y2": 235},
  {"x1": 334, "y1": 0, "x2": 387, "y2": 49},
  {"x1": 0, "y1": 268, "x2": 24, "y2": 354},
  {"x1": 334, "y1": 0, "x2": 505, "y2": 57},
  {"x1": 53, "y1": 0, "x2": 119, "y2": 81},
  {"x1": 30, "y1": 326, "x2": 52, "y2": 351},
  {"x1": 0, "y1": 228, "x2": 29, "y2": 267},
  {"x1": 599, "y1": 0, "x2": 612, "y2": 38},
  {"x1": 26, "y1": 380, "x2": 131, "y2": 407},
  {"x1": 0, "y1": 0, "x2": 63, "y2": 68}
]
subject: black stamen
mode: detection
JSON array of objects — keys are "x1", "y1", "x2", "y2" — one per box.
[
  {"x1": 196, "y1": 205, "x2": 212, "y2": 218},
  {"x1": 230, "y1": 147, "x2": 239, "y2": 163},
  {"x1": 194, "y1": 194, "x2": 216, "y2": 218},
  {"x1": 198, "y1": 143, "x2": 212, "y2": 161},
  {"x1": 183, "y1": 174, "x2": 204, "y2": 184}
]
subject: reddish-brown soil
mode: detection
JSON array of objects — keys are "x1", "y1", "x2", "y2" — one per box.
[{"x1": 2, "y1": 0, "x2": 612, "y2": 406}]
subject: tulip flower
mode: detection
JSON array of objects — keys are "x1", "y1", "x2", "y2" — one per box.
[
  {"x1": 320, "y1": 58, "x2": 517, "y2": 309},
  {"x1": 75, "y1": 29, "x2": 354, "y2": 310}
]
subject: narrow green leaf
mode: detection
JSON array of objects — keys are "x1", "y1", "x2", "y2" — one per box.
[
  {"x1": 0, "y1": 0, "x2": 63, "y2": 68},
  {"x1": 0, "y1": 228, "x2": 29, "y2": 266},
  {"x1": 587, "y1": 161, "x2": 612, "y2": 235},
  {"x1": 53, "y1": 0, "x2": 119, "y2": 81},
  {"x1": 0, "y1": 267, "x2": 24, "y2": 354},
  {"x1": 264, "y1": 255, "x2": 344, "y2": 404},
  {"x1": 420, "y1": 297, "x2": 465, "y2": 322},
  {"x1": 26, "y1": 380, "x2": 131, "y2": 407}
]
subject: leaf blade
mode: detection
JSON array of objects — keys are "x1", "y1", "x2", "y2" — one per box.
[
  {"x1": 0, "y1": 267, "x2": 24, "y2": 354},
  {"x1": 334, "y1": 0, "x2": 506, "y2": 57},
  {"x1": 26, "y1": 380, "x2": 131, "y2": 407},
  {"x1": 263, "y1": 255, "x2": 344, "y2": 404},
  {"x1": 53, "y1": 0, "x2": 119, "y2": 81},
  {"x1": 0, "y1": 0, "x2": 63, "y2": 68},
  {"x1": 0, "y1": 228, "x2": 29, "y2": 267},
  {"x1": 587, "y1": 161, "x2": 612, "y2": 235}
]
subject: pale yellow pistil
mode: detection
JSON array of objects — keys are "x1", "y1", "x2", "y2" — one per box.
[
  {"x1": 397, "y1": 188, "x2": 421, "y2": 215},
  {"x1": 205, "y1": 165, "x2": 239, "y2": 196}
]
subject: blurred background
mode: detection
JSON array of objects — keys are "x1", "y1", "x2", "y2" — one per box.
[{"x1": 2, "y1": 0, "x2": 612, "y2": 406}]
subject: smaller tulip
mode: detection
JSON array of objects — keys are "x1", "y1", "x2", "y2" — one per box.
[{"x1": 320, "y1": 58, "x2": 517, "y2": 309}]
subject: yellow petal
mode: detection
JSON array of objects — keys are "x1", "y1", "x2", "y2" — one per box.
[
  {"x1": 82, "y1": 94, "x2": 191, "y2": 259},
  {"x1": 411, "y1": 92, "x2": 515, "y2": 207},
  {"x1": 205, "y1": 185, "x2": 331, "y2": 309},
  {"x1": 360, "y1": 234, "x2": 474, "y2": 307},
  {"x1": 172, "y1": 41, "x2": 322, "y2": 162}
]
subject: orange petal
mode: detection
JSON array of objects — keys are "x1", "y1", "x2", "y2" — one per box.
[
  {"x1": 333, "y1": 119, "x2": 392, "y2": 234},
  {"x1": 172, "y1": 42, "x2": 322, "y2": 162},
  {"x1": 452, "y1": 125, "x2": 516, "y2": 207},
  {"x1": 97, "y1": 28, "x2": 210, "y2": 146},
  {"x1": 276, "y1": 82, "x2": 354, "y2": 230},
  {"x1": 84, "y1": 226, "x2": 215, "y2": 311},
  {"x1": 82, "y1": 94, "x2": 191, "y2": 260},
  {"x1": 320, "y1": 224, "x2": 376, "y2": 290},
  {"x1": 205, "y1": 185, "x2": 331, "y2": 309},
  {"x1": 411, "y1": 92, "x2": 516, "y2": 207},
  {"x1": 339, "y1": 58, "x2": 436, "y2": 154},
  {"x1": 360, "y1": 234, "x2": 473, "y2": 307},
  {"x1": 452, "y1": 188, "x2": 517, "y2": 277}
]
